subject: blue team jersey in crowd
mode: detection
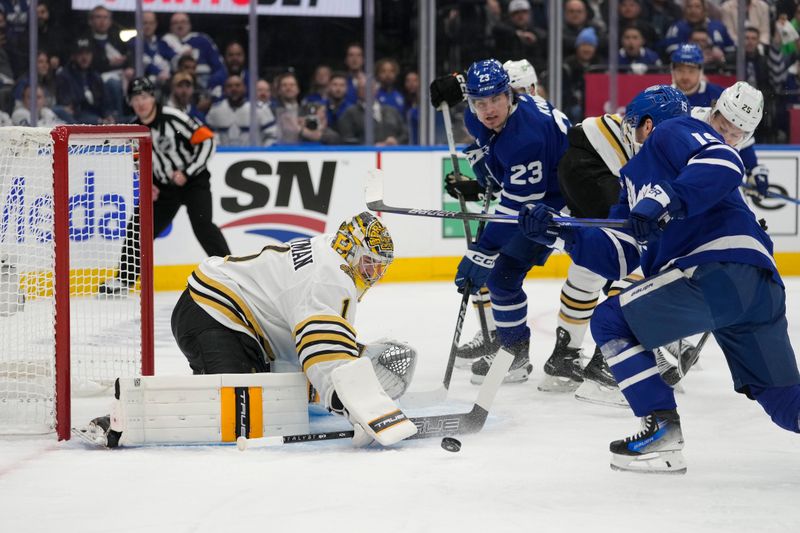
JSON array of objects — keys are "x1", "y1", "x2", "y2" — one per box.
[
  {"x1": 569, "y1": 115, "x2": 779, "y2": 284},
  {"x1": 683, "y1": 81, "x2": 725, "y2": 107}
]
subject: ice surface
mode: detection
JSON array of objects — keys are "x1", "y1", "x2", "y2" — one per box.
[{"x1": 1, "y1": 280, "x2": 799, "y2": 533}]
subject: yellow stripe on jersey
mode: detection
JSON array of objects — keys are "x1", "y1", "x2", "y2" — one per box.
[
  {"x1": 192, "y1": 269, "x2": 275, "y2": 360},
  {"x1": 296, "y1": 331, "x2": 358, "y2": 354},
  {"x1": 595, "y1": 115, "x2": 627, "y2": 167},
  {"x1": 301, "y1": 352, "x2": 359, "y2": 373},
  {"x1": 560, "y1": 294, "x2": 599, "y2": 310},
  {"x1": 558, "y1": 312, "x2": 591, "y2": 325},
  {"x1": 190, "y1": 288, "x2": 250, "y2": 331},
  {"x1": 294, "y1": 314, "x2": 357, "y2": 339}
]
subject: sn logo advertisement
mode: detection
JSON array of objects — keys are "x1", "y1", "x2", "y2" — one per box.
[{"x1": 217, "y1": 158, "x2": 337, "y2": 242}]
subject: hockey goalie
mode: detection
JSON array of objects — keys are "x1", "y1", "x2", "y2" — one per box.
[{"x1": 85, "y1": 212, "x2": 418, "y2": 448}]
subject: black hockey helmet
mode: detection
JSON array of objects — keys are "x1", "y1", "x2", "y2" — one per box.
[{"x1": 128, "y1": 77, "x2": 155, "y2": 100}]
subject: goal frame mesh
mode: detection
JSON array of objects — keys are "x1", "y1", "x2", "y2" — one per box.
[{"x1": 51, "y1": 125, "x2": 154, "y2": 440}]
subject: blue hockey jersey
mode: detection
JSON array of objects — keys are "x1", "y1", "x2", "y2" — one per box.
[
  {"x1": 464, "y1": 95, "x2": 569, "y2": 250},
  {"x1": 568, "y1": 115, "x2": 779, "y2": 284},
  {"x1": 681, "y1": 80, "x2": 725, "y2": 108}
]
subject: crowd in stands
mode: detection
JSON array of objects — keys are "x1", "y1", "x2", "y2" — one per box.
[{"x1": 4, "y1": 1, "x2": 800, "y2": 144}]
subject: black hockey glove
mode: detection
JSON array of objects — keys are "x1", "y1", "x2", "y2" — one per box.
[
  {"x1": 430, "y1": 73, "x2": 466, "y2": 109},
  {"x1": 444, "y1": 172, "x2": 484, "y2": 202}
]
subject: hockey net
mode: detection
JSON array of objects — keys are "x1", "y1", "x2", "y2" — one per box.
[{"x1": 0, "y1": 125, "x2": 154, "y2": 440}]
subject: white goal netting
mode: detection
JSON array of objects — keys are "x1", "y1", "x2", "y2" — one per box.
[{"x1": 0, "y1": 127, "x2": 149, "y2": 436}]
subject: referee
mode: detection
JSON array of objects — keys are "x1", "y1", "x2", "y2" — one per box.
[{"x1": 100, "y1": 77, "x2": 231, "y2": 295}]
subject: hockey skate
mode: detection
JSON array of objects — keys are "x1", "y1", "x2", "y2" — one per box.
[
  {"x1": 656, "y1": 338, "x2": 700, "y2": 388},
  {"x1": 471, "y1": 339, "x2": 532, "y2": 385},
  {"x1": 610, "y1": 409, "x2": 686, "y2": 474},
  {"x1": 538, "y1": 327, "x2": 584, "y2": 392},
  {"x1": 455, "y1": 329, "x2": 500, "y2": 370},
  {"x1": 98, "y1": 277, "x2": 134, "y2": 296},
  {"x1": 574, "y1": 346, "x2": 628, "y2": 408}
]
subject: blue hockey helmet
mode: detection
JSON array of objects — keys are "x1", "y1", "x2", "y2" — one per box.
[
  {"x1": 622, "y1": 85, "x2": 689, "y2": 154},
  {"x1": 464, "y1": 59, "x2": 511, "y2": 99},
  {"x1": 671, "y1": 44, "x2": 704, "y2": 67}
]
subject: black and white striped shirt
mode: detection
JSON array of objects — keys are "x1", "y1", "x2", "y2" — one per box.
[{"x1": 136, "y1": 105, "x2": 216, "y2": 185}]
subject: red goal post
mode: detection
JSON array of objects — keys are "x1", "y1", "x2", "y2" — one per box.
[{"x1": 0, "y1": 125, "x2": 154, "y2": 440}]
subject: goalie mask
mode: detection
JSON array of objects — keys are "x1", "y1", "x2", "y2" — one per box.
[
  {"x1": 332, "y1": 212, "x2": 394, "y2": 300},
  {"x1": 710, "y1": 81, "x2": 763, "y2": 149}
]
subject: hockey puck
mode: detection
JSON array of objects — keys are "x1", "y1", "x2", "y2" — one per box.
[{"x1": 441, "y1": 437, "x2": 461, "y2": 452}]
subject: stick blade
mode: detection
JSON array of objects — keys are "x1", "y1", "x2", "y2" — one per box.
[{"x1": 365, "y1": 169, "x2": 385, "y2": 210}]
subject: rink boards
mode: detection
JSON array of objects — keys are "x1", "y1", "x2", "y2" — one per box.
[{"x1": 149, "y1": 146, "x2": 800, "y2": 290}]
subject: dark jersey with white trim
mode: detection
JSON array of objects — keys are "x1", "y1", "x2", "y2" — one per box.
[
  {"x1": 567, "y1": 115, "x2": 779, "y2": 284},
  {"x1": 135, "y1": 104, "x2": 216, "y2": 185}
]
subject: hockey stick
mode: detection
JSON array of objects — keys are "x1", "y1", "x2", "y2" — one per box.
[
  {"x1": 742, "y1": 185, "x2": 800, "y2": 205},
  {"x1": 237, "y1": 350, "x2": 513, "y2": 449},
  {"x1": 366, "y1": 169, "x2": 628, "y2": 228},
  {"x1": 441, "y1": 101, "x2": 493, "y2": 362},
  {"x1": 679, "y1": 331, "x2": 710, "y2": 378}
]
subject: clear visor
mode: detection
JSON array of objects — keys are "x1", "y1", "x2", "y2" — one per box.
[{"x1": 467, "y1": 91, "x2": 511, "y2": 114}]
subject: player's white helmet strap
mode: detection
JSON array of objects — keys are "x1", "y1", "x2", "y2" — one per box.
[{"x1": 713, "y1": 81, "x2": 763, "y2": 148}]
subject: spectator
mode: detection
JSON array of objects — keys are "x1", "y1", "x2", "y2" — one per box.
[
  {"x1": 343, "y1": 43, "x2": 364, "y2": 105},
  {"x1": 337, "y1": 81, "x2": 408, "y2": 145},
  {"x1": 562, "y1": 26, "x2": 600, "y2": 123},
  {"x1": 0, "y1": 0, "x2": 28, "y2": 77},
  {"x1": 618, "y1": 24, "x2": 662, "y2": 74},
  {"x1": 689, "y1": 26, "x2": 727, "y2": 72},
  {"x1": 670, "y1": 43, "x2": 724, "y2": 106},
  {"x1": 563, "y1": 0, "x2": 605, "y2": 58},
  {"x1": 618, "y1": 0, "x2": 658, "y2": 48},
  {"x1": 206, "y1": 74, "x2": 277, "y2": 146},
  {"x1": 742, "y1": 26, "x2": 773, "y2": 139},
  {"x1": 86, "y1": 5, "x2": 127, "y2": 121},
  {"x1": 166, "y1": 71, "x2": 205, "y2": 123},
  {"x1": 663, "y1": 0, "x2": 735, "y2": 59},
  {"x1": 719, "y1": 0, "x2": 770, "y2": 46},
  {"x1": 644, "y1": 0, "x2": 682, "y2": 45},
  {"x1": 125, "y1": 11, "x2": 170, "y2": 85},
  {"x1": 158, "y1": 12, "x2": 224, "y2": 89},
  {"x1": 273, "y1": 72, "x2": 303, "y2": 143},
  {"x1": 12, "y1": 50, "x2": 57, "y2": 108},
  {"x1": 375, "y1": 58, "x2": 404, "y2": 114},
  {"x1": 207, "y1": 41, "x2": 250, "y2": 102},
  {"x1": 441, "y1": 0, "x2": 497, "y2": 72},
  {"x1": 36, "y1": 2, "x2": 65, "y2": 69},
  {"x1": 304, "y1": 64, "x2": 332, "y2": 105},
  {"x1": 403, "y1": 70, "x2": 420, "y2": 144},
  {"x1": 324, "y1": 71, "x2": 352, "y2": 134},
  {"x1": 297, "y1": 101, "x2": 336, "y2": 145},
  {"x1": 491, "y1": 0, "x2": 547, "y2": 72},
  {"x1": 54, "y1": 37, "x2": 112, "y2": 124},
  {"x1": 0, "y1": 12, "x2": 15, "y2": 112},
  {"x1": 255, "y1": 78, "x2": 272, "y2": 107},
  {"x1": 12, "y1": 84, "x2": 62, "y2": 127}
]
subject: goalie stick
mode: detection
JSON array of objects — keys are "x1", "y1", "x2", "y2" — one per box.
[
  {"x1": 237, "y1": 350, "x2": 513, "y2": 450},
  {"x1": 366, "y1": 169, "x2": 628, "y2": 228}
]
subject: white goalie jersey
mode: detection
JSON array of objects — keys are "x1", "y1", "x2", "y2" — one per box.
[{"x1": 187, "y1": 235, "x2": 361, "y2": 410}]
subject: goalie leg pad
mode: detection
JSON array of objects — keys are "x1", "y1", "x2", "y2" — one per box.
[
  {"x1": 331, "y1": 358, "x2": 417, "y2": 446},
  {"x1": 102, "y1": 373, "x2": 309, "y2": 447}
]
